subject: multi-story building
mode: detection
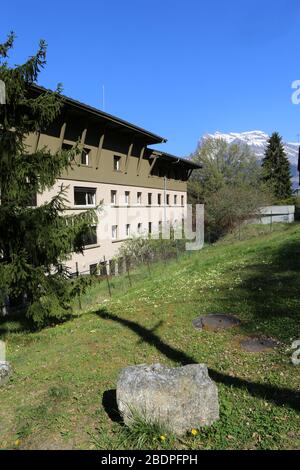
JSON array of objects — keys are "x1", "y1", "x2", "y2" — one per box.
[{"x1": 25, "y1": 85, "x2": 200, "y2": 275}]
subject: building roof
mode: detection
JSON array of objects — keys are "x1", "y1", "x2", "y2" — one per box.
[
  {"x1": 30, "y1": 84, "x2": 201, "y2": 170},
  {"x1": 30, "y1": 84, "x2": 167, "y2": 145},
  {"x1": 149, "y1": 149, "x2": 202, "y2": 169}
]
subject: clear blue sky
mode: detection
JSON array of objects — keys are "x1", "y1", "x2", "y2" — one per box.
[{"x1": 2, "y1": 0, "x2": 300, "y2": 156}]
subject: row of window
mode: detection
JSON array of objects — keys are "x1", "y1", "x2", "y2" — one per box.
[
  {"x1": 112, "y1": 222, "x2": 154, "y2": 240},
  {"x1": 62, "y1": 147, "x2": 184, "y2": 182},
  {"x1": 74, "y1": 187, "x2": 185, "y2": 207},
  {"x1": 82, "y1": 220, "x2": 183, "y2": 246}
]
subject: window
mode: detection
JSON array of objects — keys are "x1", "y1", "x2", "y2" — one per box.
[
  {"x1": 148, "y1": 193, "x2": 152, "y2": 205},
  {"x1": 89, "y1": 263, "x2": 98, "y2": 275},
  {"x1": 157, "y1": 193, "x2": 161, "y2": 206},
  {"x1": 62, "y1": 142, "x2": 73, "y2": 151},
  {"x1": 84, "y1": 225, "x2": 97, "y2": 246},
  {"x1": 25, "y1": 192, "x2": 37, "y2": 207},
  {"x1": 111, "y1": 190, "x2": 117, "y2": 205},
  {"x1": 126, "y1": 224, "x2": 131, "y2": 237},
  {"x1": 137, "y1": 192, "x2": 142, "y2": 205},
  {"x1": 137, "y1": 223, "x2": 142, "y2": 234},
  {"x1": 113, "y1": 155, "x2": 121, "y2": 171},
  {"x1": 166, "y1": 194, "x2": 170, "y2": 205},
  {"x1": 78, "y1": 225, "x2": 97, "y2": 247},
  {"x1": 125, "y1": 191, "x2": 130, "y2": 205},
  {"x1": 112, "y1": 225, "x2": 118, "y2": 240},
  {"x1": 148, "y1": 222, "x2": 152, "y2": 234},
  {"x1": 181, "y1": 195, "x2": 184, "y2": 206},
  {"x1": 74, "y1": 187, "x2": 96, "y2": 206},
  {"x1": 174, "y1": 195, "x2": 177, "y2": 205},
  {"x1": 81, "y1": 148, "x2": 90, "y2": 166},
  {"x1": 158, "y1": 221, "x2": 162, "y2": 233}
]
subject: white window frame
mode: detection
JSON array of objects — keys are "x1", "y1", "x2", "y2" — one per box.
[
  {"x1": 125, "y1": 191, "x2": 130, "y2": 206},
  {"x1": 112, "y1": 225, "x2": 118, "y2": 240},
  {"x1": 111, "y1": 190, "x2": 117, "y2": 205},
  {"x1": 74, "y1": 187, "x2": 96, "y2": 207},
  {"x1": 137, "y1": 192, "x2": 142, "y2": 205},
  {"x1": 81, "y1": 148, "x2": 90, "y2": 166},
  {"x1": 114, "y1": 155, "x2": 121, "y2": 171},
  {"x1": 126, "y1": 224, "x2": 131, "y2": 237}
]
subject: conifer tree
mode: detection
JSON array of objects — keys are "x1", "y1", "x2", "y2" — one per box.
[
  {"x1": 0, "y1": 33, "x2": 98, "y2": 327},
  {"x1": 262, "y1": 132, "x2": 292, "y2": 200}
]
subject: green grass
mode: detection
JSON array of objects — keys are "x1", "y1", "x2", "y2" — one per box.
[{"x1": 0, "y1": 223, "x2": 299, "y2": 450}]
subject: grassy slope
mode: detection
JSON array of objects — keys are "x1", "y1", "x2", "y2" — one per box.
[{"x1": 0, "y1": 224, "x2": 299, "y2": 450}]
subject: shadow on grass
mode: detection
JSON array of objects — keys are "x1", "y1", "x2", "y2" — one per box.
[
  {"x1": 97, "y1": 309, "x2": 300, "y2": 413},
  {"x1": 0, "y1": 312, "x2": 34, "y2": 336},
  {"x1": 233, "y1": 237, "x2": 300, "y2": 340},
  {"x1": 102, "y1": 389, "x2": 122, "y2": 424}
]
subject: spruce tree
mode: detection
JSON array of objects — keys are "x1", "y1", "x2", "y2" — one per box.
[
  {"x1": 262, "y1": 132, "x2": 292, "y2": 200},
  {"x1": 0, "y1": 33, "x2": 98, "y2": 327}
]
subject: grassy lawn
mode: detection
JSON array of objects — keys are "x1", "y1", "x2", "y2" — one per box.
[{"x1": 0, "y1": 223, "x2": 299, "y2": 450}]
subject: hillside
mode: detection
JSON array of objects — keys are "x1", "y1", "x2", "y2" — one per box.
[{"x1": 0, "y1": 224, "x2": 299, "y2": 450}]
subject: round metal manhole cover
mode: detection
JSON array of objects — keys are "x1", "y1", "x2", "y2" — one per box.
[
  {"x1": 240, "y1": 337, "x2": 278, "y2": 353},
  {"x1": 192, "y1": 314, "x2": 241, "y2": 331}
]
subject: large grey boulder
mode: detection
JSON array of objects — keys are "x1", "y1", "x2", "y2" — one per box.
[
  {"x1": 0, "y1": 361, "x2": 12, "y2": 387},
  {"x1": 116, "y1": 363, "x2": 219, "y2": 435}
]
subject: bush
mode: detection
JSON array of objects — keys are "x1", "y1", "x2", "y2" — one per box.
[
  {"x1": 115, "y1": 230, "x2": 187, "y2": 268},
  {"x1": 205, "y1": 185, "x2": 271, "y2": 241}
]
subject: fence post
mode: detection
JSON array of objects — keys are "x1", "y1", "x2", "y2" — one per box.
[
  {"x1": 270, "y1": 211, "x2": 273, "y2": 232},
  {"x1": 125, "y1": 256, "x2": 132, "y2": 287},
  {"x1": 103, "y1": 256, "x2": 112, "y2": 298}
]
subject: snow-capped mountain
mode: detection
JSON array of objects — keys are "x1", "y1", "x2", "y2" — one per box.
[{"x1": 201, "y1": 131, "x2": 299, "y2": 189}]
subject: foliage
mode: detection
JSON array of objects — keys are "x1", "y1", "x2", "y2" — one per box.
[
  {"x1": 0, "y1": 33, "x2": 98, "y2": 326},
  {"x1": 262, "y1": 132, "x2": 292, "y2": 200},
  {"x1": 188, "y1": 137, "x2": 271, "y2": 240},
  {"x1": 188, "y1": 137, "x2": 262, "y2": 204},
  {"x1": 205, "y1": 185, "x2": 271, "y2": 241},
  {"x1": 115, "y1": 228, "x2": 186, "y2": 267}
]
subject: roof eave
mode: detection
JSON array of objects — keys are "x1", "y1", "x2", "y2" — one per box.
[{"x1": 30, "y1": 84, "x2": 167, "y2": 145}]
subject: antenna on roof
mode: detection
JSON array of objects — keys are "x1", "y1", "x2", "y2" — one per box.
[{"x1": 102, "y1": 85, "x2": 105, "y2": 112}]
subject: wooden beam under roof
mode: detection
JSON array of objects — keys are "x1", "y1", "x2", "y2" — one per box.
[
  {"x1": 137, "y1": 145, "x2": 145, "y2": 175},
  {"x1": 95, "y1": 129, "x2": 106, "y2": 169}
]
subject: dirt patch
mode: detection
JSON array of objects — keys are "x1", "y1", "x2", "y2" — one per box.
[
  {"x1": 239, "y1": 336, "x2": 279, "y2": 353},
  {"x1": 192, "y1": 314, "x2": 241, "y2": 331}
]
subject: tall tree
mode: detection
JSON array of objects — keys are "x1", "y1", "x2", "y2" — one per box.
[
  {"x1": 188, "y1": 137, "x2": 263, "y2": 204},
  {"x1": 0, "y1": 33, "x2": 97, "y2": 327},
  {"x1": 262, "y1": 132, "x2": 292, "y2": 200}
]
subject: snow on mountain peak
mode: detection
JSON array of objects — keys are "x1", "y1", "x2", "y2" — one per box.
[{"x1": 201, "y1": 130, "x2": 300, "y2": 188}]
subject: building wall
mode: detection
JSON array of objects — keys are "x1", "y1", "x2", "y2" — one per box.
[
  {"x1": 24, "y1": 106, "x2": 192, "y2": 275},
  {"x1": 25, "y1": 127, "x2": 188, "y2": 192},
  {"x1": 38, "y1": 178, "x2": 187, "y2": 275},
  {"x1": 249, "y1": 205, "x2": 295, "y2": 225}
]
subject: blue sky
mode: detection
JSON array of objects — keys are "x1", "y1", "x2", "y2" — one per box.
[{"x1": 2, "y1": 0, "x2": 300, "y2": 156}]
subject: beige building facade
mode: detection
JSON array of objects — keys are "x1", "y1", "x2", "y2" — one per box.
[{"x1": 26, "y1": 85, "x2": 200, "y2": 275}]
